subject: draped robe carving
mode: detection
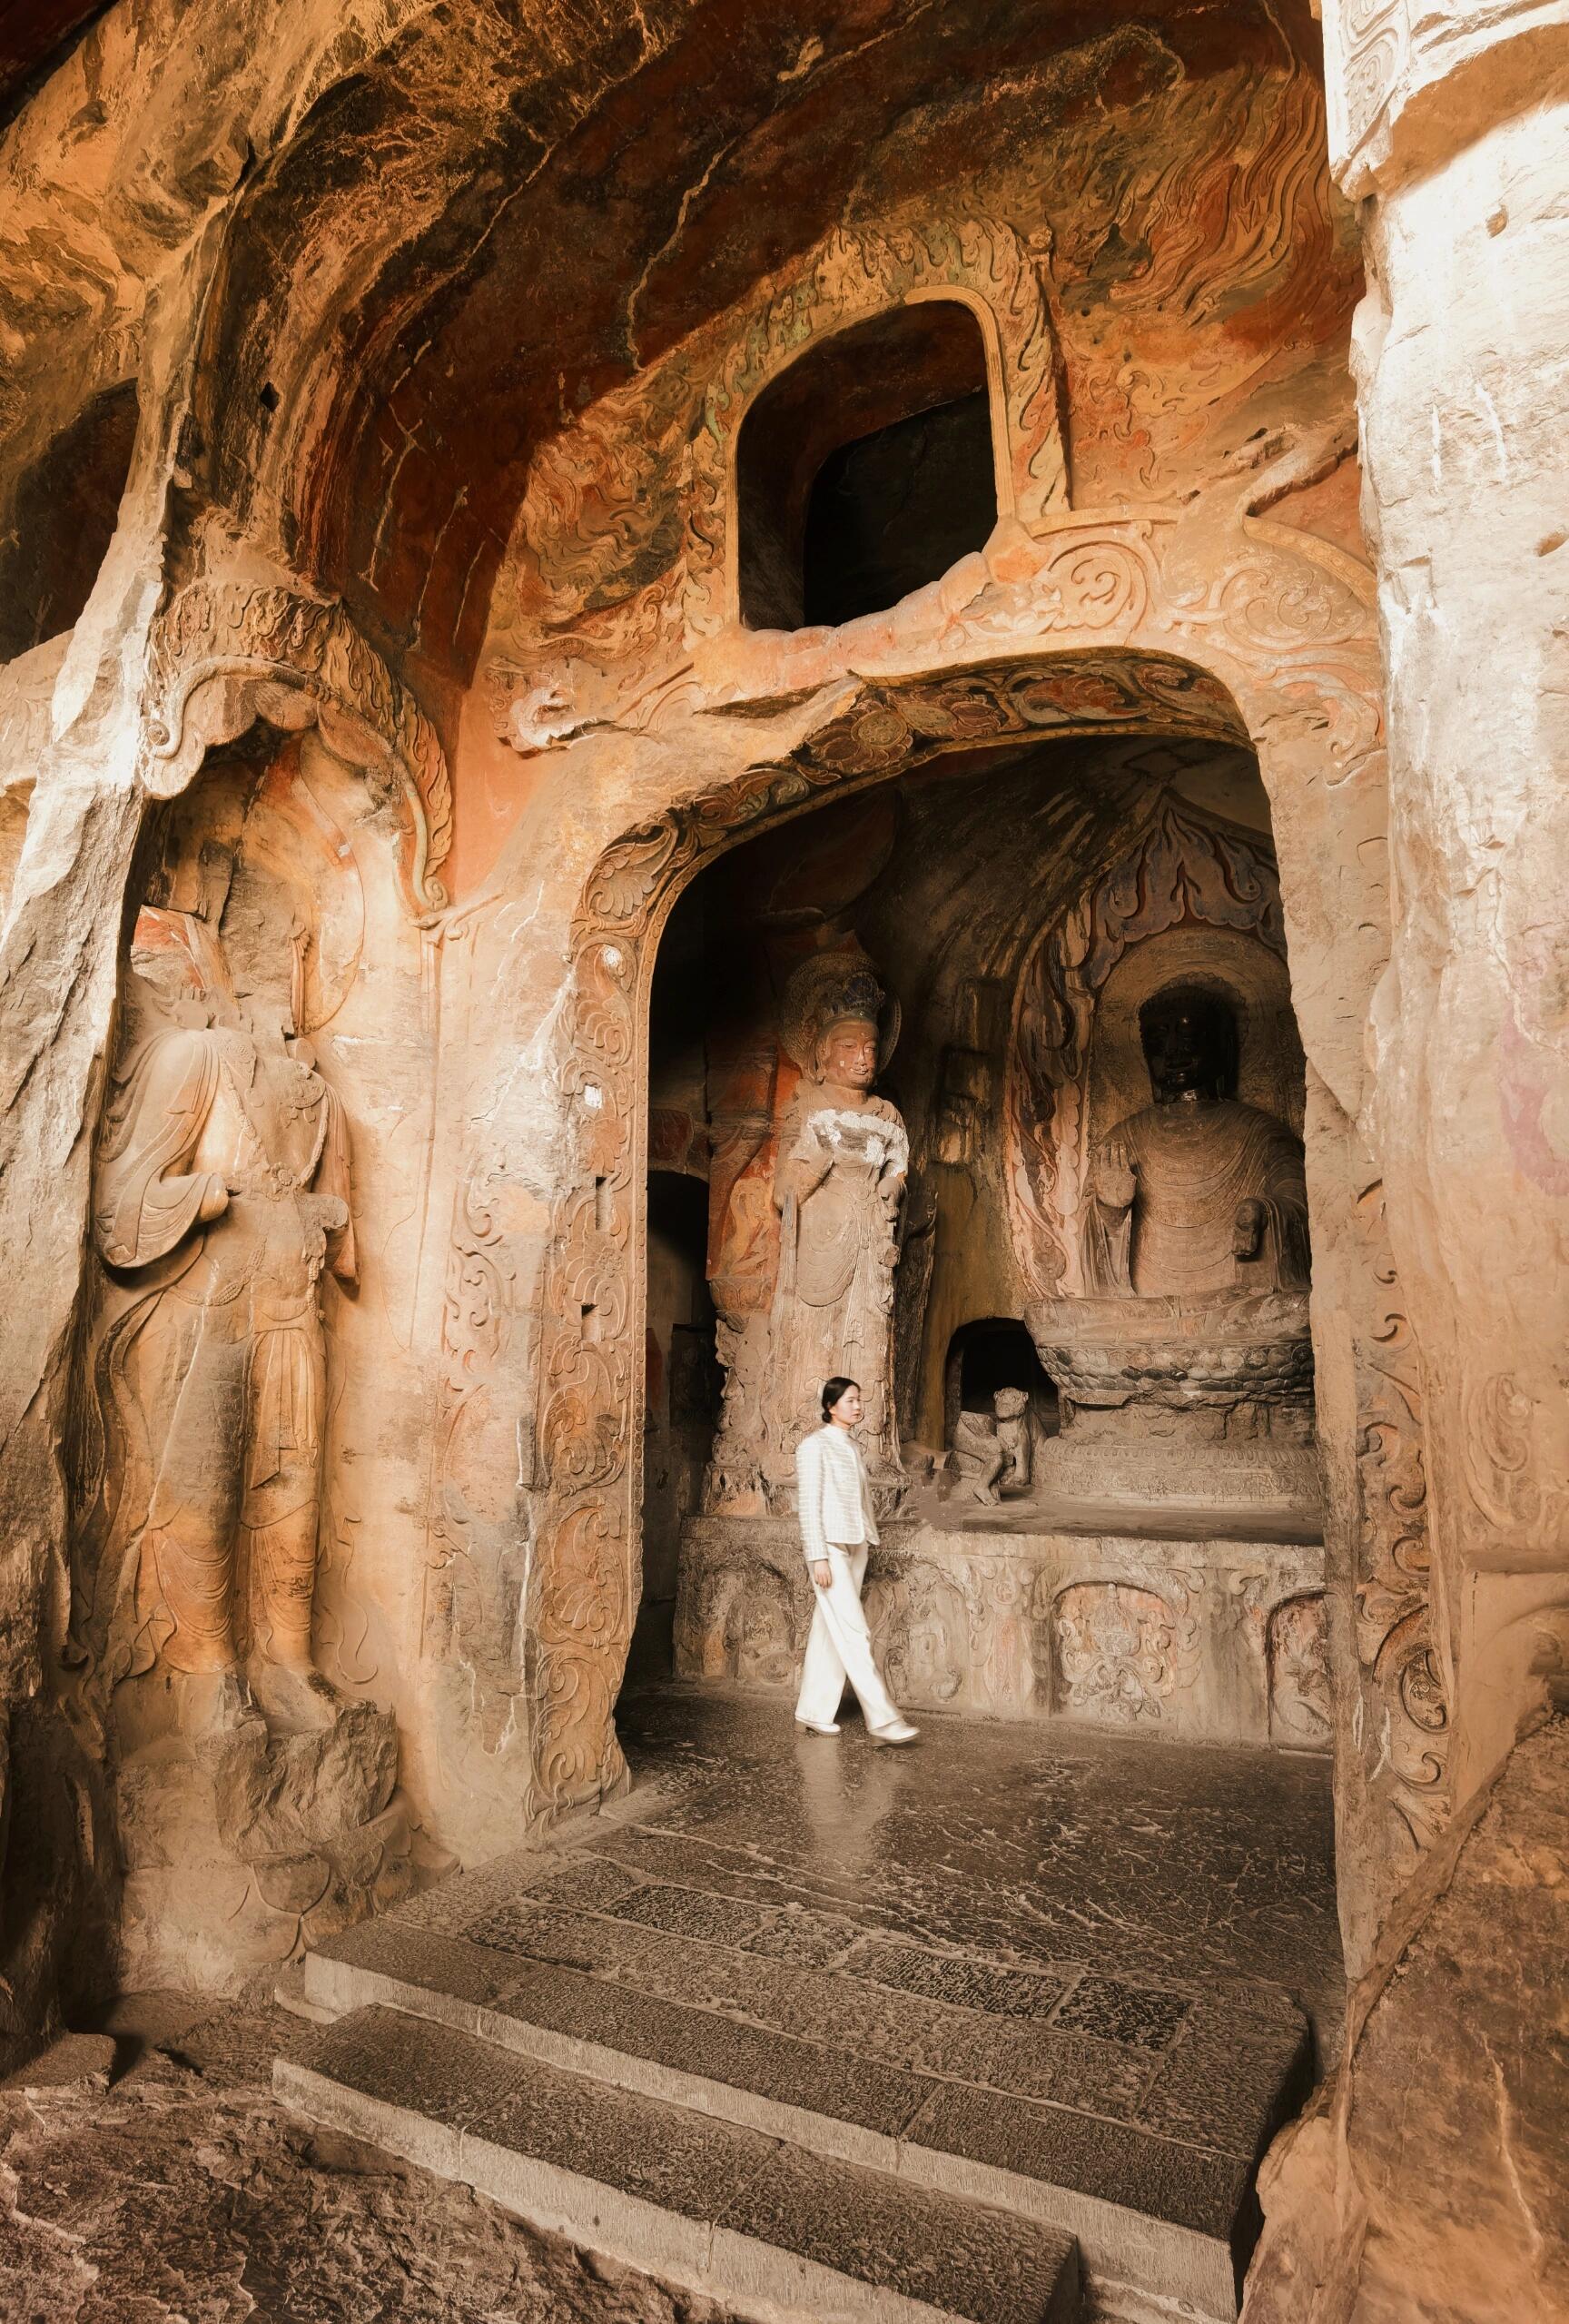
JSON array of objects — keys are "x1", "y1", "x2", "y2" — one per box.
[
  {"x1": 76, "y1": 911, "x2": 356, "y2": 1736},
  {"x1": 1085, "y1": 1095, "x2": 1311, "y2": 1299}
]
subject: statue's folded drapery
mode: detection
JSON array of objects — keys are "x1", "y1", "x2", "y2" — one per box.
[
  {"x1": 73, "y1": 1016, "x2": 355, "y2": 1692},
  {"x1": 1085, "y1": 1098, "x2": 1310, "y2": 1298}
]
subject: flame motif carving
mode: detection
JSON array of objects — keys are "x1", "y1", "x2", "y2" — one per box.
[{"x1": 1006, "y1": 801, "x2": 1288, "y2": 1300}]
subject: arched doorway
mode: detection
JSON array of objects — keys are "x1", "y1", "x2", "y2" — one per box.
[
  {"x1": 629, "y1": 678, "x2": 1327, "y2": 1746},
  {"x1": 514, "y1": 544, "x2": 1388, "y2": 1821}
]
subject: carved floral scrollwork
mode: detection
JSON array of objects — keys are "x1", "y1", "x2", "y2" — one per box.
[
  {"x1": 531, "y1": 1494, "x2": 628, "y2": 1801},
  {"x1": 1325, "y1": 0, "x2": 1411, "y2": 182},
  {"x1": 141, "y1": 580, "x2": 454, "y2": 912},
  {"x1": 423, "y1": 1152, "x2": 520, "y2": 1688},
  {"x1": 439, "y1": 1157, "x2": 513, "y2": 1400},
  {"x1": 1268, "y1": 1593, "x2": 1334, "y2": 1746},
  {"x1": 580, "y1": 816, "x2": 699, "y2": 930},
  {"x1": 525, "y1": 808, "x2": 674, "y2": 1806},
  {"x1": 1352, "y1": 1180, "x2": 1449, "y2": 1856},
  {"x1": 563, "y1": 937, "x2": 639, "y2": 1090},
  {"x1": 1459, "y1": 1369, "x2": 1542, "y2": 1534},
  {"x1": 1036, "y1": 534, "x2": 1155, "y2": 633},
  {"x1": 1164, "y1": 527, "x2": 1384, "y2": 795},
  {"x1": 1051, "y1": 1578, "x2": 1201, "y2": 1723}
]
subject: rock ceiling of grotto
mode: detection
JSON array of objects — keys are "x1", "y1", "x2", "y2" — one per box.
[
  {"x1": 183, "y1": 0, "x2": 1346, "y2": 677},
  {"x1": 2, "y1": 0, "x2": 1351, "y2": 697},
  {"x1": 0, "y1": 0, "x2": 110, "y2": 118}
]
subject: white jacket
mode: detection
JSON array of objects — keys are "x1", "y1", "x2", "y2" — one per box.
[{"x1": 795, "y1": 1426, "x2": 880, "y2": 1563}]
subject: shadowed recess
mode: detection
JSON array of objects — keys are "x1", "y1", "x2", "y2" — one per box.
[
  {"x1": 738, "y1": 300, "x2": 996, "y2": 629},
  {"x1": 0, "y1": 381, "x2": 138, "y2": 662}
]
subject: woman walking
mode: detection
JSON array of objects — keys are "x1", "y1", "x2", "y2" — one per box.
[{"x1": 794, "y1": 1377, "x2": 919, "y2": 1744}]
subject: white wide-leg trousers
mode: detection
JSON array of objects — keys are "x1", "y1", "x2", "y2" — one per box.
[{"x1": 794, "y1": 1543, "x2": 901, "y2": 1734}]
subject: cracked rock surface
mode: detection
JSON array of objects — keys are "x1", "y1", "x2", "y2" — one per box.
[{"x1": 0, "y1": 1998, "x2": 741, "y2": 2324}]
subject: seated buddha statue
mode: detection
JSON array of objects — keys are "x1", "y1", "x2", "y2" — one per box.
[{"x1": 1082, "y1": 984, "x2": 1309, "y2": 1300}]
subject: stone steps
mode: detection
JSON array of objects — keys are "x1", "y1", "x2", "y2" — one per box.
[
  {"x1": 278, "y1": 2003, "x2": 1081, "y2": 2324},
  {"x1": 282, "y1": 1854, "x2": 1302, "y2": 2322}
]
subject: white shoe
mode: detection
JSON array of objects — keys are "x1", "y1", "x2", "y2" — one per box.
[
  {"x1": 794, "y1": 1717, "x2": 842, "y2": 1736},
  {"x1": 871, "y1": 1718, "x2": 920, "y2": 1745}
]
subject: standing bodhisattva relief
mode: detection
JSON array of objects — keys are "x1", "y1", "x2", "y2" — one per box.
[
  {"x1": 706, "y1": 950, "x2": 906, "y2": 1509},
  {"x1": 74, "y1": 857, "x2": 355, "y2": 1741}
]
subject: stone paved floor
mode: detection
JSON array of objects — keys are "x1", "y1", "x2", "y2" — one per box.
[
  {"x1": 3, "y1": 1690, "x2": 1340, "y2": 2323},
  {"x1": 611, "y1": 1684, "x2": 1343, "y2": 2056},
  {"x1": 311, "y1": 1682, "x2": 1342, "y2": 2299}
]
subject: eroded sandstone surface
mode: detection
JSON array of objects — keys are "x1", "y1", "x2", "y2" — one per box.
[
  {"x1": 0, "y1": 1999, "x2": 740, "y2": 2324},
  {"x1": 0, "y1": 0, "x2": 1565, "y2": 2314}
]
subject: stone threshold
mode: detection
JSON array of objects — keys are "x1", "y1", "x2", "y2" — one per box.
[
  {"x1": 278, "y1": 2003, "x2": 1081, "y2": 2324},
  {"x1": 292, "y1": 1897, "x2": 1264, "y2": 2322}
]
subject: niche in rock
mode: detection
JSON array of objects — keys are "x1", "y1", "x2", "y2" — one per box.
[
  {"x1": 737, "y1": 302, "x2": 996, "y2": 632},
  {"x1": 944, "y1": 1317, "x2": 1055, "y2": 1505},
  {"x1": 945, "y1": 1317, "x2": 1056, "y2": 1447},
  {"x1": 0, "y1": 382, "x2": 139, "y2": 662}
]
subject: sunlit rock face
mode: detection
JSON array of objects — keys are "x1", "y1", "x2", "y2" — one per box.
[{"x1": 0, "y1": 3, "x2": 1564, "y2": 2316}]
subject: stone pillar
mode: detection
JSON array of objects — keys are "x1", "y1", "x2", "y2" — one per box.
[
  {"x1": 1242, "y1": 11, "x2": 1569, "y2": 2313},
  {"x1": 1329, "y1": 0, "x2": 1569, "y2": 1806}
]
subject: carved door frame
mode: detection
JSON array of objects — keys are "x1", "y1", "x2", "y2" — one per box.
[{"x1": 522, "y1": 518, "x2": 1421, "y2": 1829}]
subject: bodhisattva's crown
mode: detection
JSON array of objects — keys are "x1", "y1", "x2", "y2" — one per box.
[{"x1": 777, "y1": 950, "x2": 898, "y2": 1073}]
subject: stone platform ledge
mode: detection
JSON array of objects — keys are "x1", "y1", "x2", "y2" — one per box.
[
  {"x1": 1030, "y1": 1437, "x2": 1321, "y2": 1525},
  {"x1": 676, "y1": 1517, "x2": 1329, "y2": 1752},
  {"x1": 278, "y1": 2003, "x2": 1082, "y2": 2324}
]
